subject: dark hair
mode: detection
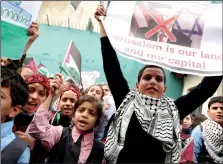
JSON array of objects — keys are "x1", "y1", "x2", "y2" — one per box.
[
  {"x1": 208, "y1": 96, "x2": 223, "y2": 109},
  {"x1": 73, "y1": 95, "x2": 103, "y2": 126},
  {"x1": 191, "y1": 113, "x2": 208, "y2": 129},
  {"x1": 1, "y1": 67, "x2": 29, "y2": 107},
  {"x1": 137, "y1": 65, "x2": 166, "y2": 84},
  {"x1": 85, "y1": 84, "x2": 104, "y2": 99}
]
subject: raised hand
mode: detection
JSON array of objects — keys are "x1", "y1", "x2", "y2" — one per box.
[
  {"x1": 94, "y1": 5, "x2": 106, "y2": 22},
  {"x1": 49, "y1": 73, "x2": 65, "y2": 99},
  {"x1": 28, "y1": 21, "x2": 39, "y2": 43}
]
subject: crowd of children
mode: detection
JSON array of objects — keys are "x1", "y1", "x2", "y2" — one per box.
[{"x1": 1, "y1": 5, "x2": 223, "y2": 164}]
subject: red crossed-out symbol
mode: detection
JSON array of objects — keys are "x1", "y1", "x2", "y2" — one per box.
[{"x1": 145, "y1": 11, "x2": 178, "y2": 42}]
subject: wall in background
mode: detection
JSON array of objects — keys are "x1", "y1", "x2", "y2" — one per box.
[{"x1": 27, "y1": 24, "x2": 184, "y2": 99}]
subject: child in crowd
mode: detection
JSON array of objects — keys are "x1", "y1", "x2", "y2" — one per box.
[
  {"x1": 13, "y1": 74, "x2": 50, "y2": 132},
  {"x1": 181, "y1": 114, "x2": 194, "y2": 147},
  {"x1": 85, "y1": 84, "x2": 104, "y2": 101},
  {"x1": 51, "y1": 85, "x2": 81, "y2": 127},
  {"x1": 191, "y1": 96, "x2": 223, "y2": 163},
  {"x1": 95, "y1": 5, "x2": 223, "y2": 163},
  {"x1": 27, "y1": 74, "x2": 104, "y2": 163},
  {"x1": 102, "y1": 84, "x2": 111, "y2": 97},
  {"x1": 85, "y1": 84, "x2": 109, "y2": 141},
  {"x1": 13, "y1": 74, "x2": 50, "y2": 163},
  {"x1": 1, "y1": 67, "x2": 30, "y2": 163}
]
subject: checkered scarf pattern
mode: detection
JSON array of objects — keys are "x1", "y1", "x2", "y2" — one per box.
[
  {"x1": 202, "y1": 119, "x2": 223, "y2": 163},
  {"x1": 104, "y1": 90, "x2": 181, "y2": 163}
]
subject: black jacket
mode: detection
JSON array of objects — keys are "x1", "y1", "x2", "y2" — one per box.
[{"x1": 100, "y1": 36, "x2": 222, "y2": 163}]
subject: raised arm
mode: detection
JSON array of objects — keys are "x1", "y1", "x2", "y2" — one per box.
[
  {"x1": 175, "y1": 76, "x2": 222, "y2": 120},
  {"x1": 95, "y1": 5, "x2": 130, "y2": 108},
  {"x1": 27, "y1": 74, "x2": 65, "y2": 152}
]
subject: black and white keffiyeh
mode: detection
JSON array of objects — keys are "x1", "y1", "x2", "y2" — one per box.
[
  {"x1": 104, "y1": 90, "x2": 181, "y2": 163},
  {"x1": 202, "y1": 119, "x2": 223, "y2": 163}
]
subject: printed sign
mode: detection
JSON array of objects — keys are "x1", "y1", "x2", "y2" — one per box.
[
  {"x1": 102, "y1": 1, "x2": 222, "y2": 76},
  {"x1": 1, "y1": 1, "x2": 42, "y2": 59}
]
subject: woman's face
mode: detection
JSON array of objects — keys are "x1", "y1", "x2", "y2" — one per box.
[
  {"x1": 87, "y1": 85, "x2": 103, "y2": 100},
  {"x1": 182, "y1": 115, "x2": 193, "y2": 129},
  {"x1": 136, "y1": 67, "x2": 166, "y2": 98}
]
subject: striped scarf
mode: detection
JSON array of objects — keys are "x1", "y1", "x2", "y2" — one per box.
[
  {"x1": 202, "y1": 119, "x2": 223, "y2": 163},
  {"x1": 104, "y1": 90, "x2": 181, "y2": 163}
]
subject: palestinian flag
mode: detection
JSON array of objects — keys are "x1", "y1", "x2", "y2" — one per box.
[
  {"x1": 24, "y1": 57, "x2": 37, "y2": 73},
  {"x1": 37, "y1": 63, "x2": 49, "y2": 76}
]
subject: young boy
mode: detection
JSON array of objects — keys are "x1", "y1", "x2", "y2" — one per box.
[
  {"x1": 191, "y1": 96, "x2": 223, "y2": 163},
  {"x1": 27, "y1": 74, "x2": 104, "y2": 163},
  {"x1": 1, "y1": 67, "x2": 30, "y2": 163}
]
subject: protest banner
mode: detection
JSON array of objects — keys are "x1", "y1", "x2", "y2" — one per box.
[
  {"x1": 81, "y1": 71, "x2": 100, "y2": 90},
  {"x1": 1, "y1": 1, "x2": 42, "y2": 59},
  {"x1": 102, "y1": 1, "x2": 222, "y2": 76},
  {"x1": 61, "y1": 40, "x2": 82, "y2": 88}
]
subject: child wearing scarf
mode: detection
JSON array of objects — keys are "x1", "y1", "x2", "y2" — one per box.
[
  {"x1": 191, "y1": 96, "x2": 223, "y2": 163},
  {"x1": 95, "y1": 5, "x2": 223, "y2": 163}
]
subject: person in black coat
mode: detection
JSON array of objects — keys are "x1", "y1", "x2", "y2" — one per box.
[{"x1": 94, "y1": 5, "x2": 222, "y2": 163}]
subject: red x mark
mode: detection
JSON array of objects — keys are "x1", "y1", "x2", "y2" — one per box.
[{"x1": 145, "y1": 11, "x2": 178, "y2": 42}]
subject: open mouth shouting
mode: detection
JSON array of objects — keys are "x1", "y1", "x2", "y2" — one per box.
[
  {"x1": 78, "y1": 119, "x2": 88, "y2": 127},
  {"x1": 27, "y1": 101, "x2": 38, "y2": 111}
]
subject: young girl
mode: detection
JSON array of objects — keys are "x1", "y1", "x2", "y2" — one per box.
[
  {"x1": 95, "y1": 5, "x2": 223, "y2": 163},
  {"x1": 85, "y1": 84, "x2": 109, "y2": 141},
  {"x1": 85, "y1": 84, "x2": 104, "y2": 101},
  {"x1": 27, "y1": 74, "x2": 104, "y2": 163},
  {"x1": 181, "y1": 114, "x2": 194, "y2": 144},
  {"x1": 51, "y1": 85, "x2": 81, "y2": 127}
]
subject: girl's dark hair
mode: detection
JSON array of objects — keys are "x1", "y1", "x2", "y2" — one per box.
[
  {"x1": 137, "y1": 65, "x2": 166, "y2": 85},
  {"x1": 73, "y1": 95, "x2": 103, "y2": 126},
  {"x1": 1, "y1": 67, "x2": 29, "y2": 107},
  {"x1": 85, "y1": 84, "x2": 104, "y2": 99}
]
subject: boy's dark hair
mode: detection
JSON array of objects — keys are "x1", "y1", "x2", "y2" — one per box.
[
  {"x1": 73, "y1": 95, "x2": 103, "y2": 126},
  {"x1": 137, "y1": 65, "x2": 166, "y2": 85},
  {"x1": 208, "y1": 96, "x2": 223, "y2": 109},
  {"x1": 85, "y1": 84, "x2": 104, "y2": 99},
  {"x1": 1, "y1": 67, "x2": 29, "y2": 107}
]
